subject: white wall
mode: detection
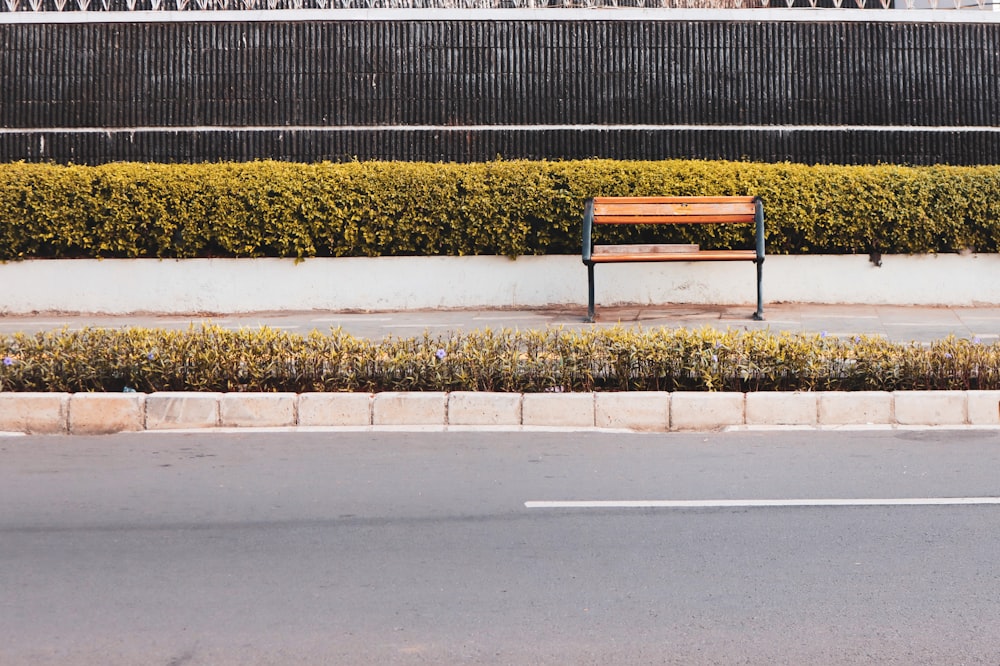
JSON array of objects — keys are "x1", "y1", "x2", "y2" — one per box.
[{"x1": 2, "y1": 254, "x2": 998, "y2": 315}]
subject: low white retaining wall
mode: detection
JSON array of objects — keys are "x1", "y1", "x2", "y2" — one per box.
[
  {"x1": 2, "y1": 390, "x2": 999, "y2": 435},
  {"x1": 1, "y1": 254, "x2": 999, "y2": 315}
]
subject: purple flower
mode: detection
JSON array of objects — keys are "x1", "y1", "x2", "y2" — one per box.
[
  {"x1": 820, "y1": 331, "x2": 828, "y2": 339},
  {"x1": 2, "y1": 356, "x2": 13, "y2": 367},
  {"x1": 146, "y1": 352, "x2": 156, "y2": 361},
  {"x1": 711, "y1": 354, "x2": 718, "y2": 363},
  {"x1": 435, "y1": 349, "x2": 447, "y2": 360},
  {"x1": 944, "y1": 353, "x2": 953, "y2": 359},
  {"x1": 972, "y1": 336, "x2": 982, "y2": 344}
]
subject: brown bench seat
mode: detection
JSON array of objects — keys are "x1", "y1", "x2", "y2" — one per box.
[{"x1": 582, "y1": 196, "x2": 765, "y2": 322}]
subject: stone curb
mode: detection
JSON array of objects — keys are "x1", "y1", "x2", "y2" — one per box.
[{"x1": 1, "y1": 390, "x2": 998, "y2": 435}]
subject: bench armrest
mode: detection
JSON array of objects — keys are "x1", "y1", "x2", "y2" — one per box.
[
  {"x1": 754, "y1": 196, "x2": 765, "y2": 261},
  {"x1": 582, "y1": 198, "x2": 595, "y2": 263}
]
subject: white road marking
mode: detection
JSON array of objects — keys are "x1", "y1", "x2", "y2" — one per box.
[
  {"x1": 384, "y1": 323, "x2": 455, "y2": 328},
  {"x1": 801, "y1": 315, "x2": 879, "y2": 320},
  {"x1": 226, "y1": 324, "x2": 301, "y2": 330},
  {"x1": 472, "y1": 316, "x2": 548, "y2": 321},
  {"x1": 525, "y1": 498, "x2": 1000, "y2": 509},
  {"x1": 312, "y1": 317, "x2": 393, "y2": 322}
]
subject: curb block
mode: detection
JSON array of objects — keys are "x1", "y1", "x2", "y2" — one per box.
[
  {"x1": 448, "y1": 392, "x2": 522, "y2": 426},
  {"x1": 69, "y1": 393, "x2": 145, "y2": 435},
  {"x1": 373, "y1": 392, "x2": 447, "y2": 426},
  {"x1": 0, "y1": 392, "x2": 69, "y2": 434},
  {"x1": 968, "y1": 390, "x2": 1000, "y2": 425},
  {"x1": 299, "y1": 392, "x2": 373, "y2": 426},
  {"x1": 595, "y1": 392, "x2": 670, "y2": 431},
  {"x1": 220, "y1": 393, "x2": 297, "y2": 428},
  {"x1": 522, "y1": 393, "x2": 595, "y2": 427},
  {"x1": 893, "y1": 390, "x2": 967, "y2": 426},
  {"x1": 3, "y1": 390, "x2": 1000, "y2": 435},
  {"x1": 146, "y1": 392, "x2": 222, "y2": 430},
  {"x1": 671, "y1": 392, "x2": 745, "y2": 431},
  {"x1": 746, "y1": 392, "x2": 817, "y2": 426},
  {"x1": 818, "y1": 391, "x2": 894, "y2": 426}
]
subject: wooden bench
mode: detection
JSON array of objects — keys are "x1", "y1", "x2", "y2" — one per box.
[{"x1": 582, "y1": 196, "x2": 765, "y2": 322}]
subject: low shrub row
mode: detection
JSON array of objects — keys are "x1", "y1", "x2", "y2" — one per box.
[
  {"x1": 1, "y1": 326, "x2": 997, "y2": 393},
  {"x1": 1, "y1": 159, "x2": 998, "y2": 260}
]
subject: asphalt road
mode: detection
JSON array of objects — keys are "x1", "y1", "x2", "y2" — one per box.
[{"x1": 3, "y1": 430, "x2": 1000, "y2": 665}]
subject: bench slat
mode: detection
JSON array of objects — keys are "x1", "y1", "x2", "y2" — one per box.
[
  {"x1": 593, "y1": 244, "x2": 700, "y2": 256},
  {"x1": 592, "y1": 199, "x2": 757, "y2": 223},
  {"x1": 589, "y1": 249, "x2": 757, "y2": 263},
  {"x1": 594, "y1": 214, "x2": 754, "y2": 224},
  {"x1": 592, "y1": 196, "x2": 757, "y2": 205}
]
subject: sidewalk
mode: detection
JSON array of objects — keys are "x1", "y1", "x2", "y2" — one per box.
[{"x1": 2, "y1": 303, "x2": 999, "y2": 344}]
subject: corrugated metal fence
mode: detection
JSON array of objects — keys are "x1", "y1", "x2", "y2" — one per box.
[{"x1": 1, "y1": 13, "x2": 998, "y2": 164}]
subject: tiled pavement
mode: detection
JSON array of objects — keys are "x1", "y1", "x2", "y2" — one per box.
[{"x1": 2, "y1": 303, "x2": 1000, "y2": 344}]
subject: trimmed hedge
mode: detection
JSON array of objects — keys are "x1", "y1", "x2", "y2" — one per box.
[
  {"x1": 1, "y1": 159, "x2": 999, "y2": 260},
  {"x1": 1, "y1": 326, "x2": 998, "y2": 393}
]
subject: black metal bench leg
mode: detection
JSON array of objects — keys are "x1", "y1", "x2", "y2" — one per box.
[
  {"x1": 586, "y1": 263, "x2": 596, "y2": 323},
  {"x1": 753, "y1": 259, "x2": 764, "y2": 321}
]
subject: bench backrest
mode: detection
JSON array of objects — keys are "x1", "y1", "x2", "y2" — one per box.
[{"x1": 589, "y1": 196, "x2": 759, "y2": 225}]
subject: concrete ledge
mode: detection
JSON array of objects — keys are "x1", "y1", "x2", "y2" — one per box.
[
  {"x1": 595, "y1": 392, "x2": 670, "y2": 431},
  {"x1": 671, "y1": 392, "x2": 745, "y2": 431},
  {"x1": 69, "y1": 393, "x2": 146, "y2": 435},
  {"x1": 0, "y1": 392, "x2": 69, "y2": 434},
  {"x1": 146, "y1": 392, "x2": 221, "y2": 430},
  {"x1": 220, "y1": 393, "x2": 297, "y2": 427},
  {"x1": 299, "y1": 392, "x2": 373, "y2": 426},
  {"x1": 3, "y1": 254, "x2": 999, "y2": 315},
  {"x1": 6, "y1": 390, "x2": 1000, "y2": 435},
  {"x1": 893, "y1": 390, "x2": 967, "y2": 426},
  {"x1": 448, "y1": 392, "x2": 522, "y2": 426},
  {"x1": 373, "y1": 392, "x2": 448, "y2": 426},
  {"x1": 522, "y1": 393, "x2": 595, "y2": 427}
]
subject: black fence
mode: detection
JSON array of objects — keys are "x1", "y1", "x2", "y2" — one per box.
[{"x1": 1, "y1": 17, "x2": 998, "y2": 164}]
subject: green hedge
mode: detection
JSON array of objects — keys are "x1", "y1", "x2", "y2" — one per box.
[
  {"x1": 1, "y1": 159, "x2": 999, "y2": 260},
  {"x1": 1, "y1": 326, "x2": 997, "y2": 393}
]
